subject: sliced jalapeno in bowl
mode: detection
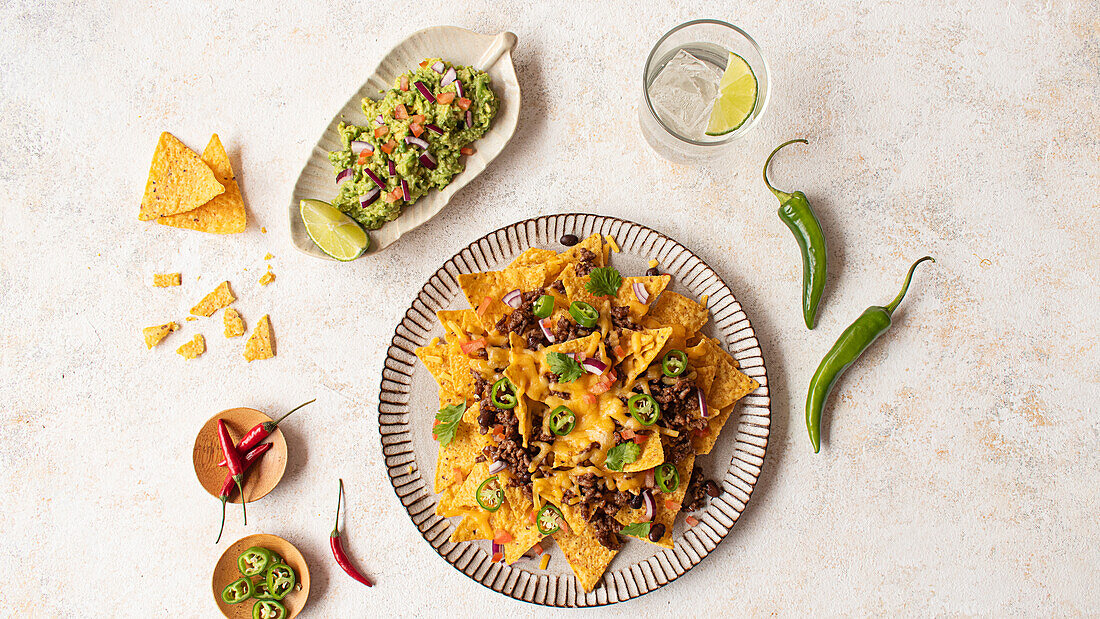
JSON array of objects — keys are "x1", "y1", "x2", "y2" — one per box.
[
  {"x1": 491, "y1": 378, "x2": 518, "y2": 409},
  {"x1": 661, "y1": 349, "x2": 688, "y2": 377},
  {"x1": 549, "y1": 405, "x2": 576, "y2": 436},
  {"x1": 568, "y1": 301, "x2": 599, "y2": 328},
  {"x1": 252, "y1": 576, "x2": 277, "y2": 600},
  {"x1": 536, "y1": 504, "x2": 565, "y2": 535},
  {"x1": 655, "y1": 462, "x2": 680, "y2": 493},
  {"x1": 533, "y1": 294, "x2": 554, "y2": 319},
  {"x1": 221, "y1": 576, "x2": 253, "y2": 604},
  {"x1": 253, "y1": 599, "x2": 288, "y2": 619},
  {"x1": 628, "y1": 393, "x2": 661, "y2": 426},
  {"x1": 266, "y1": 563, "x2": 296, "y2": 601},
  {"x1": 476, "y1": 476, "x2": 504, "y2": 512},
  {"x1": 238, "y1": 546, "x2": 274, "y2": 577}
]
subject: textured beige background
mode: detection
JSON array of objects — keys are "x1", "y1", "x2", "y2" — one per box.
[{"x1": 1, "y1": 0, "x2": 1097, "y2": 616}]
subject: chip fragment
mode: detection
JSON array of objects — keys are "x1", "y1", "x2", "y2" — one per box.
[
  {"x1": 258, "y1": 270, "x2": 275, "y2": 286},
  {"x1": 143, "y1": 322, "x2": 179, "y2": 349},
  {"x1": 243, "y1": 314, "x2": 275, "y2": 361},
  {"x1": 176, "y1": 334, "x2": 206, "y2": 359},
  {"x1": 223, "y1": 307, "x2": 245, "y2": 338},
  {"x1": 152, "y1": 273, "x2": 181, "y2": 287},
  {"x1": 190, "y1": 281, "x2": 235, "y2": 317},
  {"x1": 139, "y1": 132, "x2": 224, "y2": 221}
]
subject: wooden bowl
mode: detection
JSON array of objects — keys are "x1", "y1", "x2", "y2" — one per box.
[
  {"x1": 194, "y1": 408, "x2": 288, "y2": 504},
  {"x1": 212, "y1": 533, "x2": 310, "y2": 618}
]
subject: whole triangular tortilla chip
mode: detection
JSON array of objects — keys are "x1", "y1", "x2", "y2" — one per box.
[
  {"x1": 647, "y1": 290, "x2": 710, "y2": 333},
  {"x1": 622, "y1": 432, "x2": 663, "y2": 472},
  {"x1": 457, "y1": 264, "x2": 547, "y2": 331},
  {"x1": 139, "y1": 132, "x2": 224, "y2": 220},
  {"x1": 157, "y1": 134, "x2": 246, "y2": 233},
  {"x1": 243, "y1": 314, "x2": 275, "y2": 361},
  {"x1": 554, "y1": 502, "x2": 618, "y2": 592}
]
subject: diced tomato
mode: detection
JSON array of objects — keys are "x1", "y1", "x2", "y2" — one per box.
[
  {"x1": 664, "y1": 499, "x2": 678, "y2": 510},
  {"x1": 582, "y1": 393, "x2": 597, "y2": 406},
  {"x1": 620, "y1": 428, "x2": 635, "y2": 441},
  {"x1": 374, "y1": 125, "x2": 389, "y2": 138},
  {"x1": 436, "y1": 91, "x2": 455, "y2": 104},
  {"x1": 532, "y1": 542, "x2": 544, "y2": 555},
  {"x1": 400, "y1": 75, "x2": 409, "y2": 91},
  {"x1": 491, "y1": 551, "x2": 503, "y2": 563},
  {"x1": 453, "y1": 467, "x2": 467, "y2": 483},
  {"x1": 357, "y1": 151, "x2": 370, "y2": 166},
  {"x1": 390, "y1": 187, "x2": 404, "y2": 202},
  {"x1": 459, "y1": 337, "x2": 487, "y2": 356},
  {"x1": 645, "y1": 469, "x2": 655, "y2": 487},
  {"x1": 476, "y1": 295, "x2": 494, "y2": 317},
  {"x1": 494, "y1": 529, "x2": 513, "y2": 545},
  {"x1": 590, "y1": 381, "x2": 611, "y2": 395},
  {"x1": 633, "y1": 432, "x2": 649, "y2": 443},
  {"x1": 394, "y1": 104, "x2": 408, "y2": 120},
  {"x1": 460, "y1": 147, "x2": 475, "y2": 156},
  {"x1": 605, "y1": 368, "x2": 617, "y2": 382},
  {"x1": 410, "y1": 114, "x2": 426, "y2": 124},
  {"x1": 527, "y1": 510, "x2": 536, "y2": 525},
  {"x1": 559, "y1": 520, "x2": 571, "y2": 534},
  {"x1": 493, "y1": 424, "x2": 504, "y2": 437},
  {"x1": 410, "y1": 122, "x2": 424, "y2": 137},
  {"x1": 382, "y1": 191, "x2": 397, "y2": 203},
  {"x1": 380, "y1": 139, "x2": 396, "y2": 154},
  {"x1": 613, "y1": 345, "x2": 626, "y2": 358},
  {"x1": 419, "y1": 60, "x2": 429, "y2": 68},
  {"x1": 456, "y1": 97, "x2": 472, "y2": 111},
  {"x1": 685, "y1": 515, "x2": 700, "y2": 527}
]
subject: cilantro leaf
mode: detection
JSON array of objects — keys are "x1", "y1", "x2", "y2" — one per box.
[
  {"x1": 584, "y1": 267, "x2": 622, "y2": 298},
  {"x1": 546, "y1": 352, "x2": 584, "y2": 383},
  {"x1": 604, "y1": 441, "x2": 641, "y2": 471},
  {"x1": 432, "y1": 402, "x2": 466, "y2": 446},
  {"x1": 619, "y1": 521, "x2": 652, "y2": 538}
]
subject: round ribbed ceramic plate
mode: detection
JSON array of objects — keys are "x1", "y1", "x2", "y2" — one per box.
[{"x1": 379, "y1": 214, "x2": 770, "y2": 606}]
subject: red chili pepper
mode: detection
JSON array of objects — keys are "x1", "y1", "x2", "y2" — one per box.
[
  {"x1": 330, "y1": 479, "x2": 373, "y2": 587},
  {"x1": 214, "y1": 442, "x2": 272, "y2": 543},
  {"x1": 217, "y1": 419, "x2": 248, "y2": 535},
  {"x1": 217, "y1": 399, "x2": 315, "y2": 467}
]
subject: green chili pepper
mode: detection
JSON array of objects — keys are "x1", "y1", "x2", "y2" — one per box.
[
  {"x1": 221, "y1": 577, "x2": 253, "y2": 604},
  {"x1": 476, "y1": 476, "x2": 504, "y2": 512},
  {"x1": 764, "y1": 139, "x2": 828, "y2": 330},
  {"x1": 490, "y1": 378, "x2": 518, "y2": 409},
  {"x1": 238, "y1": 546, "x2": 274, "y2": 577},
  {"x1": 253, "y1": 599, "x2": 288, "y2": 619},
  {"x1": 536, "y1": 504, "x2": 564, "y2": 535},
  {"x1": 568, "y1": 301, "x2": 599, "y2": 328},
  {"x1": 806, "y1": 256, "x2": 934, "y2": 453},
  {"x1": 661, "y1": 349, "x2": 688, "y2": 377},
  {"x1": 549, "y1": 405, "x2": 576, "y2": 436},
  {"x1": 265, "y1": 563, "x2": 296, "y2": 601},
  {"x1": 655, "y1": 462, "x2": 680, "y2": 493},
  {"x1": 533, "y1": 294, "x2": 554, "y2": 319},
  {"x1": 252, "y1": 576, "x2": 277, "y2": 600},
  {"x1": 628, "y1": 393, "x2": 660, "y2": 426}
]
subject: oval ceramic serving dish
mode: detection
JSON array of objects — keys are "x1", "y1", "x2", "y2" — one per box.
[
  {"x1": 289, "y1": 26, "x2": 520, "y2": 259},
  {"x1": 379, "y1": 214, "x2": 771, "y2": 606}
]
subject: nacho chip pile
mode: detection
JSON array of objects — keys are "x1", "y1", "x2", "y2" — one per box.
[
  {"x1": 416, "y1": 234, "x2": 759, "y2": 591},
  {"x1": 139, "y1": 132, "x2": 246, "y2": 234}
]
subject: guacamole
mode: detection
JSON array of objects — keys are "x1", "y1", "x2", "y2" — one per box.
[{"x1": 328, "y1": 58, "x2": 499, "y2": 230}]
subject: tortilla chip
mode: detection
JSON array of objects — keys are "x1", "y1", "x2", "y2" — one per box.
[
  {"x1": 558, "y1": 234, "x2": 604, "y2": 269},
  {"x1": 139, "y1": 132, "x2": 224, "y2": 221},
  {"x1": 647, "y1": 291, "x2": 710, "y2": 333},
  {"x1": 437, "y1": 309, "x2": 486, "y2": 344},
  {"x1": 623, "y1": 432, "x2": 664, "y2": 473},
  {"x1": 553, "y1": 502, "x2": 618, "y2": 592},
  {"x1": 143, "y1": 322, "x2": 179, "y2": 349},
  {"x1": 223, "y1": 307, "x2": 245, "y2": 338},
  {"x1": 446, "y1": 343, "x2": 478, "y2": 400},
  {"x1": 152, "y1": 273, "x2": 181, "y2": 287},
  {"x1": 156, "y1": 134, "x2": 246, "y2": 233},
  {"x1": 509, "y1": 247, "x2": 558, "y2": 269},
  {"x1": 617, "y1": 328, "x2": 673, "y2": 385},
  {"x1": 258, "y1": 270, "x2": 275, "y2": 286},
  {"x1": 243, "y1": 314, "x2": 275, "y2": 361},
  {"x1": 415, "y1": 343, "x2": 451, "y2": 391},
  {"x1": 434, "y1": 403, "x2": 489, "y2": 495},
  {"x1": 693, "y1": 403, "x2": 738, "y2": 456},
  {"x1": 695, "y1": 365, "x2": 717, "y2": 399},
  {"x1": 457, "y1": 264, "x2": 547, "y2": 330},
  {"x1": 190, "y1": 281, "x2": 235, "y2": 317},
  {"x1": 502, "y1": 486, "x2": 545, "y2": 564},
  {"x1": 176, "y1": 334, "x2": 206, "y2": 360},
  {"x1": 708, "y1": 354, "x2": 757, "y2": 411},
  {"x1": 616, "y1": 453, "x2": 695, "y2": 549}
]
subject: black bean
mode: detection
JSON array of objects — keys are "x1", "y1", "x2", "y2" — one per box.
[
  {"x1": 630, "y1": 492, "x2": 644, "y2": 509},
  {"x1": 560, "y1": 234, "x2": 579, "y2": 246},
  {"x1": 648, "y1": 522, "x2": 666, "y2": 542},
  {"x1": 645, "y1": 267, "x2": 660, "y2": 276},
  {"x1": 704, "y1": 480, "x2": 721, "y2": 497}
]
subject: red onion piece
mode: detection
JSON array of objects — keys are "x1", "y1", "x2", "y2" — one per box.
[
  {"x1": 488, "y1": 459, "x2": 506, "y2": 474},
  {"x1": 644, "y1": 469, "x2": 656, "y2": 488},
  {"x1": 350, "y1": 140, "x2": 373, "y2": 155},
  {"x1": 564, "y1": 353, "x2": 577, "y2": 360},
  {"x1": 633, "y1": 282, "x2": 649, "y2": 304},
  {"x1": 363, "y1": 168, "x2": 385, "y2": 188},
  {"x1": 387, "y1": 159, "x2": 396, "y2": 176},
  {"x1": 419, "y1": 152, "x2": 437, "y2": 170},
  {"x1": 501, "y1": 289, "x2": 522, "y2": 308},
  {"x1": 414, "y1": 81, "x2": 435, "y2": 103},
  {"x1": 431, "y1": 61, "x2": 444, "y2": 74},
  {"x1": 465, "y1": 110, "x2": 473, "y2": 128},
  {"x1": 375, "y1": 114, "x2": 385, "y2": 125},
  {"x1": 539, "y1": 318, "x2": 556, "y2": 343},
  {"x1": 642, "y1": 490, "x2": 656, "y2": 522},
  {"x1": 404, "y1": 135, "x2": 430, "y2": 149},
  {"x1": 454, "y1": 79, "x2": 464, "y2": 99},
  {"x1": 581, "y1": 358, "x2": 607, "y2": 375},
  {"x1": 400, "y1": 179, "x2": 411, "y2": 201},
  {"x1": 336, "y1": 168, "x2": 353, "y2": 185},
  {"x1": 440, "y1": 66, "x2": 457, "y2": 86},
  {"x1": 697, "y1": 386, "x2": 709, "y2": 418},
  {"x1": 425, "y1": 123, "x2": 444, "y2": 135},
  {"x1": 359, "y1": 187, "x2": 380, "y2": 207},
  {"x1": 491, "y1": 542, "x2": 502, "y2": 560}
]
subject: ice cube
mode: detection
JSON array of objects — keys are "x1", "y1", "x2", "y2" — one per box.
[{"x1": 649, "y1": 49, "x2": 722, "y2": 138}]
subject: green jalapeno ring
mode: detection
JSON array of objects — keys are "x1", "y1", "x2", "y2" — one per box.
[
  {"x1": 253, "y1": 599, "x2": 288, "y2": 619},
  {"x1": 490, "y1": 377, "x2": 518, "y2": 409},
  {"x1": 265, "y1": 564, "x2": 296, "y2": 601},
  {"x1": 568, "y1": 301, "x2": 599, "y2": 328},
  {"x1": 221, "y1": 576, "x2": 253, "y2": 604},
  {"x1": 661, "y1": 349, "x2": 688, "y2": 377},
  {"x1": 627, "y1": 393, "x2": 660, "y2": 426},
  {"x1": 549, "y1": 405, "x2": 576, "y2": 436},
  {"x1": 238, "y1": 546, "x2": 274, "y2": 577},
  {"x1": 252, "y1": 576, "x2": 277, "y2": 600},
  {"x1": 533, "y1": 294, "x2": 554, "y2": 319},
  {"x1": 536, "y1": 504, "x2": 565, "y2": 535},
  {"x1": 655, "y1": 462, "x2": 680, "y2": 493},
  {"x1": 476, "y1": 476, "x2": 505, "y2": 512}
]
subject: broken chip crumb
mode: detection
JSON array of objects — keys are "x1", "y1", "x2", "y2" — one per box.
[
  {"x1": 243, "y1": 314, "x2": 275, "y2": 361},
  {"x1": 176, "y1": 334, "x2": 206, "y2": 359},
  {"x1": 648, "y1": 259, "x2": 659, "y2": 268},
  {"x1": 186, "y1": 316, "x2": 197, "y2": 322},
  {"x1": 261, "y1": 227, "x2": 267, "y2": 233},
  {"x1": 264, "y1": 253, "x2": 273, "y2": 260},
  {"x1": 153, "y1": 272, "x2": 181, "y2": 287},
  {"x1": 224, "y1": 307, "x2": 245, "y2": 338},
  {"x1": 142, "y1": 322, "x2": 179, "y2": 349},
  {"x1": 190, "y1": 281, "x2": 235, "y2": 317},
  {"x1": 258, "y1": 270, "x2": 275, "y2": 286}
]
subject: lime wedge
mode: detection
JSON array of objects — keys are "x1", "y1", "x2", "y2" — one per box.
[
  {"x1": 705, "y1": 52, "x2": 758, "y2": 136},
  {"x1": 299, "y1": 199, "x2": 369, "y2": 261}
]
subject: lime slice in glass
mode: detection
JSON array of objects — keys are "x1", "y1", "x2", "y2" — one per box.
[
  {"x1": 704, "y1": 52, "x2": 758, "y2": 136},
  {"x1": 299, "y1": 199, "x2": 369, "y2": 261}
]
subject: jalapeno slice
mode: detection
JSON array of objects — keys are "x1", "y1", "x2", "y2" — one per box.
[
  {"x1": 476, "y1": 476, "x2": 505, "y2": 512},
  {"x1": 568, "y1": 301, "x2": 599, "y2": 328},
  {"x1": 253, "y1": 599, "x2": 288, "y2": 619},
  {"x1": 549, "y1": 405, "x2": 576, "y2": 436},
  {"x1": 491, "y1": 378, "x2": 518, "y2": 409},
  {"x1": 238, "y1": 546, "x2": 274, "y2": 577},
  {"x1": 252, "y1": 576, "x2": 277, "y2": 600},
  {"x1": 533, "y1": 294, "x2": 554, "y2": 319},
  {"x1": 221, "y1": 576, "x2": 253, "y2": 604},
  {"x1": 265, "y1": 563, "x2": 296, "y2": 601},
  {"x1": 536, "y1": 504, "x2": 565, "y2": 535},
  {"x1": 661, "y1": 349, "x2": 688, "y2": 377},
  {"x1": 655, "y1": 462, "x2": 680, "y2": 493},
  {"x1": 628, "y1": 393, "x2": 661, "y2": 426}
]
